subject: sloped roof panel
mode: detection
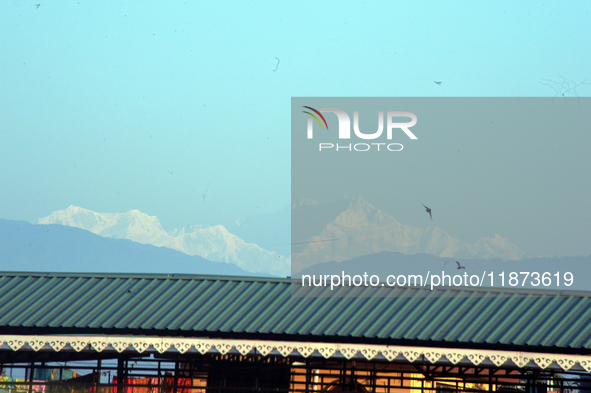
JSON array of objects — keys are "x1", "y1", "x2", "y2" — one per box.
[{"x1": 1, "y1": 272, "x2": 590, "y2": 350}]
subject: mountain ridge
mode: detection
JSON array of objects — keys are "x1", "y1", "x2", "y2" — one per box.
[
  {"x1": 35, "y1": 197, "x2": 526, "y2": 277},
  {"x1": 0, "y1": 218, "x2": 254, "y2": 276},
  {"x1": 292, "y1": 196, "x2": 525, "y2": 272},
  {"x1": 37, "y1": 206, "x2": 290, "y2": 276}
]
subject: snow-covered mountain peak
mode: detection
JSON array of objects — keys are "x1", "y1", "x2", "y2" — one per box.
[
  {"x1": 348, "y1": 196, "x2": 376, "y2": 213},
  {"x1": 37, "y1": 205, "x2": 105, "y2": 231},
  {"x1": 459, "y1": 233, "x2": 525, "y2": 260},
  {"x1": 291, "y1": 196, "x2": 525, "y2": 272},
  {"x1": 119, "y1": 209, "x2": 164, "y2": 228},
  {"x1": 38, "y1": 206, "x2": 166, "y2": 234},
  {"x1": 64, "y1": 205, "x2": 93, "y2": 214}
]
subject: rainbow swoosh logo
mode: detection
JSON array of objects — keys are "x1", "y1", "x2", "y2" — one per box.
[{"x1": 302, "y1": 106, "x2": 328, "y2": 130}]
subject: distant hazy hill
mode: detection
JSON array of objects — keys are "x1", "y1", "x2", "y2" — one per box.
[
  {"x1": 37, "y1": 206, "x2": 290, "y2": 276},
  {"x1": 0, "y1": 219, "x2": 257, "y2": 276}
]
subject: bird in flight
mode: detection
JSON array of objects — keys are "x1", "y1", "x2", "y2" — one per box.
[
  {"x1": 202, "y1": 184, "x2": 209, "y2": 203},
  {"x1": 456, "y1": 261, "x2": 465, "y2": 270},
  {"x1": 35, "y1": 4, "x2": 41, "y2": 8},
  {"x1": 422, "y1": 204, "x2": 433, "y2": 220},
  {"x1": 434, "y1": 81, "x2": 442, "y2": 85}
]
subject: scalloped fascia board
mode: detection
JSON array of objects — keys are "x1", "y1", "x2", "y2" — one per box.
[{"x1": 0, "y1": 335, "x2": 589, "y2": 372}]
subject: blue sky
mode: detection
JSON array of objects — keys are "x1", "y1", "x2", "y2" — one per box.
[{"x1": 1, "y1": 1, "x2": 590, "y2": 256}]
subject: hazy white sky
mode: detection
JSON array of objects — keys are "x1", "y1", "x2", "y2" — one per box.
[{"x1": 1, "y1": 1, "x2": 590, "y2": 256}]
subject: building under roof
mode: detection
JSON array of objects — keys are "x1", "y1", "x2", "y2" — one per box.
[{"x1": 1, "y1": 272, "x2": 591, "y2": 392}]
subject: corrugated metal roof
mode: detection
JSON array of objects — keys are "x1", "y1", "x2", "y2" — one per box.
[{"x1": 1, "y1": 272, "x2": 591, "y2": 351}]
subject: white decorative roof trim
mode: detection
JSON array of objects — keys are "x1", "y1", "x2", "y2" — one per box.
[{"x1": 0, "y1": 335, "x2": 590, "y2": 372}]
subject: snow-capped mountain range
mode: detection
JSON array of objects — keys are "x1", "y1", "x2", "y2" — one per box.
[
  {"x1": 291, "y1": 197, "x2": 525, "y2": 272},
  {"x1": 37, "y1": 197, "x2": 525, "y2": 276},
  {"x1": 37, "y1": 206, "x2": 290, "y2": 277}
]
